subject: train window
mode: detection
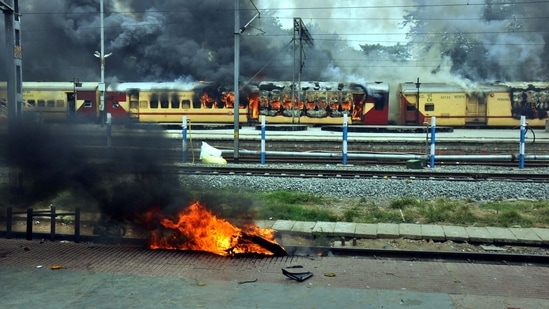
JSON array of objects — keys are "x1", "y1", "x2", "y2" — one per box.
[
  {"x1": 56, "y1": 100, "x2": 64, "y2": 108},
  {"x1": 150, "y1": 99, "x2": 159, "y2": 109},
  {"x1": 139, "y1": 101, "x2": 147, "y2": 108},
  {"x1": 171, "y1": 94, "x2": 180, "y2": 108},
  {"x1": 182, "y1": 100, "x2": 191, "y2": 109},
  {"x1": 130, "y1": 100, "x2": 139, "y2": 109},
  {"x1": 160, "y1": 93, "x2": 169, "y2": 109},
  {"x1": 37, "y1": 100, "x2": 45, "y2": 107},
  {"x1": 84, "y1": 100, "x2": 92, "y2": 108},
  {"x1": 47, "y1": 100, "x2": 55, "y2": 107},
  {"x1": 425, "y1": 103, "x2": 435, "y2": 111},
  {"x1": 27, "y1": 99, "x2": 36, "y2": 106}
]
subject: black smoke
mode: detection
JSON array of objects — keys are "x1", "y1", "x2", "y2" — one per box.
[
  {"x1": 1, "y1": 119, "x2": 258, "y2": 229},
  {"x1": 0, "y1": 1, "x2": 350, "y2": 86},
  {"x1": 1, "y1": 121, "x2": 188, "y2": 217},
  {"x1": 1, "y1": 0, "x2": 413, "y2": 93}
]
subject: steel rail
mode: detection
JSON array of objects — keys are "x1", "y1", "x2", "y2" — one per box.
[
  {"x1": 177, "y1": 165, "x2": 549, "y2": 183},
  {"x1": 297, "y1": 245, "x2": 549, "y2": 266}
]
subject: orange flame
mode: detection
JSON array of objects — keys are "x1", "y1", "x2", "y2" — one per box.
[
  {"x1": 248, "y1": 94, "x2": 259, "y2": 118},
  {"x1": 201, "y1": 93, "x2": 215, "y2": 108},
  {"x1": 143, "y1": 201, "x2": 282, "y2": 256},
  {"x1": 222, "y1": 92, "x2": 234, "y2": 108}
]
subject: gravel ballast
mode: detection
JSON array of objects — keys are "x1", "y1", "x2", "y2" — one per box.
[{"x1": 183, "y1": 164, "x2": 549, "y2": 202}]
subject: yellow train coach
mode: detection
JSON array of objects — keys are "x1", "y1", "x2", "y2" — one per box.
[
  {"x1": 107, "y1": 81, "x2": 248, "y2": 124},
  {"x1": 1, "y1": 82, "x2": 101, "y2": 122},
  {"x1": 399, "y1": 82, "x2": 549, "y2": 127}
]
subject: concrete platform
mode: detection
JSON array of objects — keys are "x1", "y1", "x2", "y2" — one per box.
[
  {"x1": 421, "y1": 224, "x2": 446, "y2": 241},
  {"x1": 399, "y1": 223, "x2": 422, "y2": 240},
  {"x1": 311, "y1": 221, "x2": 336, "y2": 236},
  {"x1": 465, "y1": 226, "x2": 493, "y2": 243},
  {"x1": 290, "y1": 221, "x2": 316, "y2": 236},
  {"x1": 269, "y1": 221, "x2": 549, "y2": 246},
  {"x1": 532, "y1": 228, "x2": 549, "y2": 245},
  {"x1": 442, "y1": 226, "x2": 469, "y2": 242},
  {"x1": 271, "y1": 220, "x2": 295, "y2": 232},
  {"x1": 333, "y1": 222, "x2": 356, "y2": 237},
  {"x1": 376, "y1": 223, "x2": 401, "y2": 238},
  {"x1": 485, "y1": 227, "x2": 518, "y2": 244},
  {"x1": 510, "y1": 227, "x2": 543, "y2": 245},
  {"x1": 354, "y1": 223, "x2": 378, "y2": 238}
]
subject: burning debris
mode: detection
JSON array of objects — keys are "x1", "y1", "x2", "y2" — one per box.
[{"x1": 142, "y1": 201, "x2": 286, "y2": 257}]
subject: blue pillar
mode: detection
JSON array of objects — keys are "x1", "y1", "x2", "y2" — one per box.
[
  {"x1": 429, "y1": 117, "x2": 436, "y2": 168},
  {"x1": 342, "y1": 114, "x2": 348, "y2": 165},
  {"x1": 182, "y1": 116, "x2": 188, "y2": 163},
  {"x1": 519, "y1": 116, "x2": 525, "y2": 169},
  {"x1": 260, "y1": 116, "x2": 266, "y2": 165}
]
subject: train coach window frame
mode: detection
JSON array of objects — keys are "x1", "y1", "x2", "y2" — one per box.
[
  {"x1": 425, "y1": 103, "x2": 435, "y2": 112},
  {"x1": 182, "y1": 100, "x2": 191, "y2": 109},
  {"x1": 37, "y1": 99, "x2": 45, "y2": 107},
  {"x1": 160, "y1": 94, "x2": 169, "y2": 109},
  {"x1": 171, "y1": 99, "x2": 180, "y2": 109},
  {"x1": 47, "y1": 100, "x2": 55, "y2": 108},
  {"x1": 130, "y1": 100, "x2": 139, "y2": 109},
  {"x1": 56, "y1": 100, "x2": 64, "y2": 108},
  {"x1": 150, "y1": 98, "x2": 159, "y2": 109}
]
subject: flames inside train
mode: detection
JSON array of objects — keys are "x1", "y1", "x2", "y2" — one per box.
[{"x1": 1, "y1": 80, "x2": 549, "y2": 127}]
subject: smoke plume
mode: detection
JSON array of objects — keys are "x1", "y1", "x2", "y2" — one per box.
[{"x1": 0, "y1": 1, "x2": 545, "y2": 92}]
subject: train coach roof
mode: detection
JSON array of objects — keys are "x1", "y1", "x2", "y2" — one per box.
[
  {"x1": 399, "y1": 82, "x2": 465, "y2": 94},
  {"x1": 258, "y1": 81, "x2": 388, "y2": 93},
  {"x1": 491, "y1": 81, "x2": 549, "y2": 90},
  {"x1": 16, "y1": 82, "x2": 97, "y2": 91},
  {"x1": 107, "y1": 81, "x2": 212, "y2": 92},
  {"x1": 400, "y1": 81, "x2": 549, "y2": 94}
]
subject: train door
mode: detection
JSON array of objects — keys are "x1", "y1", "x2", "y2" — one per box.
[
  {"x1": 128, "y1": 90, "x2": 139, "y2": 121},
  {"x1": 465, "y1": 94, "x2": 487, "y2": 126},
  {"x1": 67, "y1": 93, "x2": 76, "y2": 118},
  {"x1": 106, "y1": 91, "x2": 131, "y2": 123},
  {"x1": 401, "y1": 94, "x2": 419, "y2": 125},
  {"x1": 75, "y1": 90, "x2": 99, "y2": 122}
]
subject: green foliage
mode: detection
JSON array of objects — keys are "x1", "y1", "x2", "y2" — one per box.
[
  {"x1": 359, "y1": 43, "x2": 410, "y2": 60},
  {"x1": 259, "y1": 203, "x2": 339, "y2": 222},
  {"x1": 388, "y1": 196, "x2": 421, "y2": 209},
  {"x1": 495, "y1": 210, "x2": 533, "y2": 227},
  {"x1": 255, "y1": 190, "x2": 338, "y2": 222},
  {"x1": 249, "y1": 191, "x2": 549, "y2": 227},
  {"x1": 364, "y1": 206, "x2": 403, "y2": 223},
  {"x1": 260, "y1": 190, "x2": 326, "y2": 206}
]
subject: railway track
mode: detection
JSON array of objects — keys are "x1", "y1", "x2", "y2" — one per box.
[
  {"x1": 176, "y1": 164, "x2": 549, "y2": 182},
  {"x1": 232, "y1": 154, "x2": 549, "y2": 168},
  {"x1": 316, "y1": 245, "x2": 549, "y2": 265}
]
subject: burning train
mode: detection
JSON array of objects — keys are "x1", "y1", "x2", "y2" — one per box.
[
  {"x1": 1, "y1": 80, "x2": 549, "y2": 127},
  {"x1": 399, "y1": 81, "x2": 549, "y2": 127},
  {"x1": 0, "y1": 80, "x2": 390, "y2": 125}
]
